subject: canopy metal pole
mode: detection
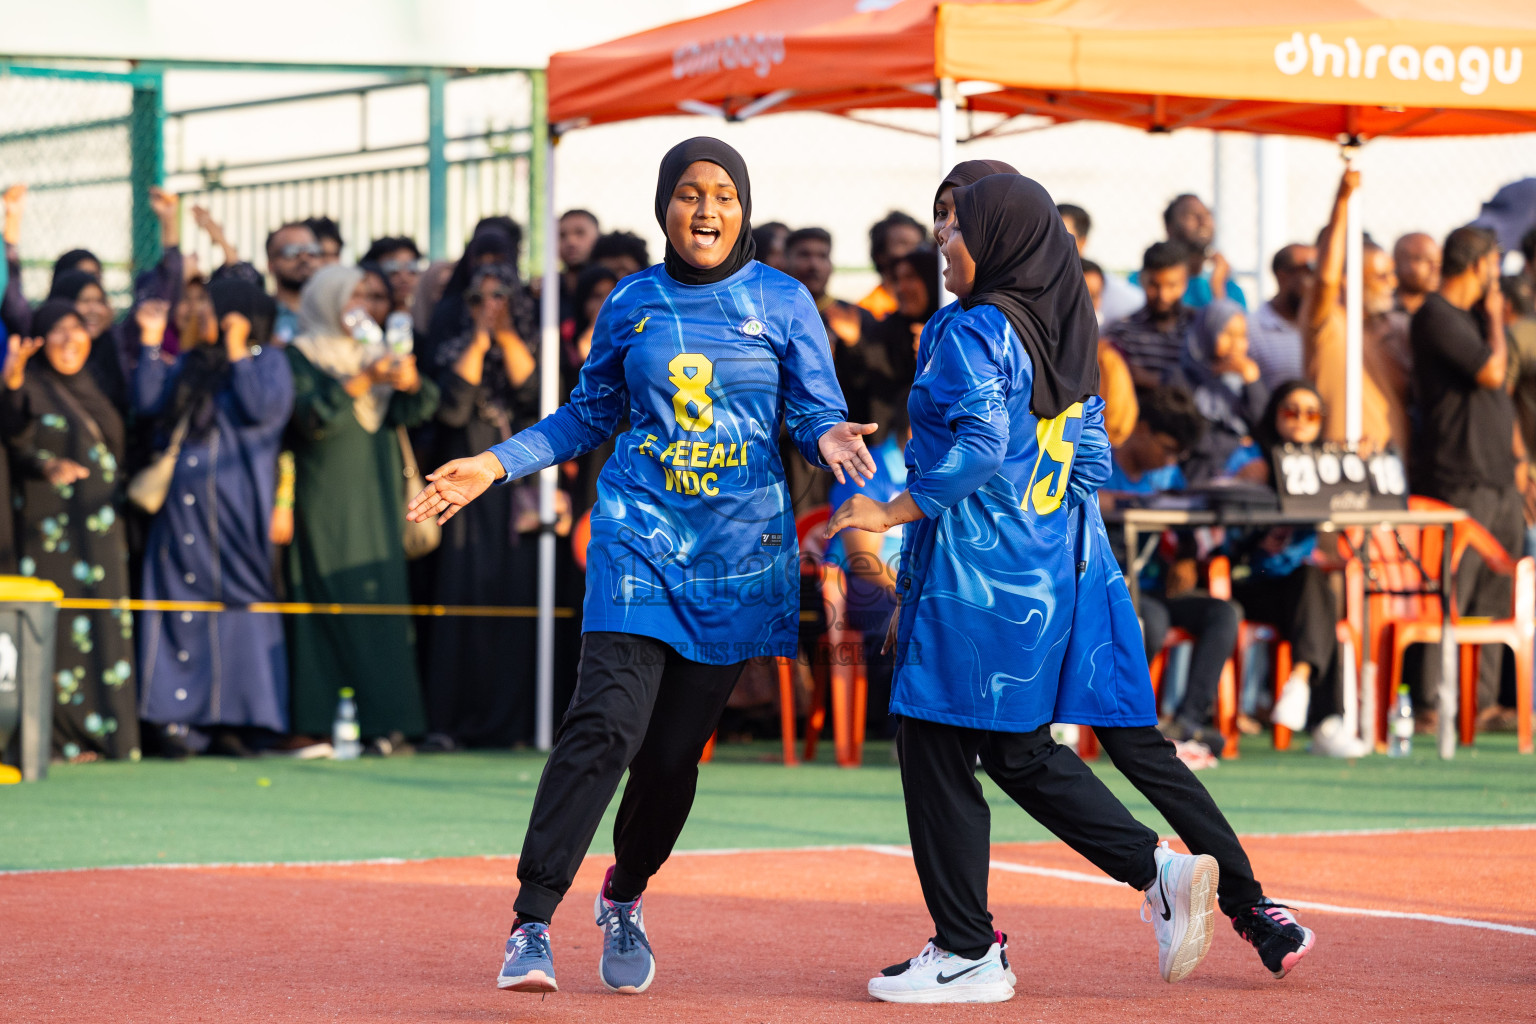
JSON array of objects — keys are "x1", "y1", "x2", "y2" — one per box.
[
  {"x1": 1256, "y1": 136, "x2": 1287, "y2": 305},
  {"x1": 535, "y1": 137, "x2": 559, "y2": 753},
  {"x1": 1343, "y1": 149, "x2": 1363, "y2": 446},
  {"x1": 936, "y1": 77, "x2": 957, "y2": 304},
  {"x1": 1341, "y1": 144, "x2": 1376, "y2": 751}
]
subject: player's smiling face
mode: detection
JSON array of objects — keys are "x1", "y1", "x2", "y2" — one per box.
[
  {"x1": 666, "y1": 161, "x2": 742, "y2": 272},
  {"x1": 940, "y1": 219, "x2": 976, "y2": 299}
]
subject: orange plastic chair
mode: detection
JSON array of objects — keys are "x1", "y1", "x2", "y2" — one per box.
[
  {"x1": 700, "y1": 661, "x2": 799, "y2": 766},
  {"x1": 1336, "y1": 521, "x2": 1432, "y2": 746},
  {"x1": 795, "y1": 506, "x2": 869, "y2": 767},
  {"x1": 1146, "y1": 624, "x2": 1239, "y2": 758},
  {"x1": 1220, "y1": 546, "x2": 1359, "y2": 752},
  {"x1": 1383, "y1": 497, "x2": 1535, "y2": 754},
  {"x1": 571, "y1": 508, "x2": 592, "y2": 571},
  {"x1": 1173, "y1": 556, "x2": 1243, "y2": 758},
  {"x1": 1084, "y1": 557, "x2": 1242, "y2": 759}
]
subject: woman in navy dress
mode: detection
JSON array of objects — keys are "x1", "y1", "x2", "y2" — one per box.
[{"x1": 134, "y1": 279, "x2": 295, "y2": 756}]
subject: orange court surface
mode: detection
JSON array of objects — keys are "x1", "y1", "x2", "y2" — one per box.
[{"x1": 6, "y1": 828, "x2": 1533, "y2": 1023}]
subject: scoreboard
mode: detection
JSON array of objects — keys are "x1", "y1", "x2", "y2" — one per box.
[{"x1": 1272, "y1": 443, "x2": 1408, "y2": 516}]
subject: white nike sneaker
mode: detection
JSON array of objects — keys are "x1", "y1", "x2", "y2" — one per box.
[
  {"x1": 1272, "y1": 673, "x2": 1312, "y2": 732},
  {"x1": 867, "y1": 940, "x2": 1014, "y2": 1004},
  {"x1": 995, "y1": 930, "x2": 1017, "y2": 986},
  {"x1": 1141, "y1": 841, "x2": 1219, "y2": 983}
]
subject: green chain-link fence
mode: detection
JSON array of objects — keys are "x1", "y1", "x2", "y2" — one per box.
[
  {"x1": 1, "y1": 62, "x2": 538, "y2": 303},
  {"x1": 0, "y1": 63, "x2": 162, "y2": 302}
]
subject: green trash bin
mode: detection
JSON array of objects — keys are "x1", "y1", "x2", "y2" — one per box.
[{"x1": 0, "y1": 577, "x2": 63, "y2": 782}]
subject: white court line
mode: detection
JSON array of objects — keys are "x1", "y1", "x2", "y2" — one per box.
[
  {"x1": 862, "y1": 844, "x2": 1536, "y2": 939},
  {"x1": 0, "y1": 843, "x2": 874, "y2": 879},
  {"x1": 3, "y1": 824, "x2": 1534, "y2": 876},
  {"x1": 1234, "y1": 822, "x2": 1536, "y2": 840}
]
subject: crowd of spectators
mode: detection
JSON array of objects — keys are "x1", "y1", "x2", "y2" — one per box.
[
  {"x1": 1086, "y1": 166, "x2": 1533, "y2": 757},
  {"x1": 1, "y1": 161, "x2": 1532, "y2": 765}
]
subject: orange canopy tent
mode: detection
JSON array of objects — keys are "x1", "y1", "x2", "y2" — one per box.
[
  {"x1": 546, "y1": 0, "x2": 1536, "y2": 434},
  {"x1": 525, "y1": 1, "x2": 1536, "y2": 750},
  {"x1": 549, "y1": 0, "x2": 1536, "y2": 140}
]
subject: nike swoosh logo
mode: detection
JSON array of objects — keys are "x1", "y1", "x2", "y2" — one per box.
[
  {"x1": 936, "y1": 964, "x2": 984, "y2": 985},
  {"x1": 634, "y1": 316, "x2": 651, "y2": 333},
  {"x1": 1157, "y1": 864, "x2": 1173, "y2": 922}
]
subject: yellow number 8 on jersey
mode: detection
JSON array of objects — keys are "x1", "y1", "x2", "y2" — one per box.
[
  {"x1": 668, "y1": 353, "x2": 715, "y2": 432},
  {"x1": 1024, "y1": 402, "x2": 1083, "y2": 516}
]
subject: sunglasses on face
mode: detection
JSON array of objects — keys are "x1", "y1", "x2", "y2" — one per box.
[
  {"x1": 380, "y1": 259, "x2": 423, "y2": 275},
  {"x1": 276, "y1": 243, "x2": 322, "y2": 260},
  {"x1": 467, "y1": 288, "x2": 510, "y2": 305},
  {"x1": 1279, "y1": 405, "x2": 1322, "y2": 424}
]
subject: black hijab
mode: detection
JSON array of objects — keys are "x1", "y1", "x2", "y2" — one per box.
[
  {"x1": 49, "y1": 269, "x2": 104, "y2": 312},
  {"x1": 428, "y1": 223, "x2": 525, "y2": 363},
  {"x1": 51, "y1": 249, "x2": 99, "y2": 289},
  {"x1": 934, "y1": 159, "x2": 1020, "y2": 214},
  {"x1": 30, "y1": 299, "x2": 80, "y2": 341},
  {"x1": 43, "y1": 270, "x2": 130, "y2": 411},
  {"x1": 653, "y1": 137, "x2": 755, "y2": 286},
  {"x1": 952, "y1": 174, "x2": 1099, "y2": 420},
  {"x1": 27, "y1": 299, "x2": 125, "y2": 453},
  {"x1": 432, "y1": 264, "x2": 540, "y2": 437},
  {"x1": 169, "y1": 279, "x2": 275, "y2": 436}
]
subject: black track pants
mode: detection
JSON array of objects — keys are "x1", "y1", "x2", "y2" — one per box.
[
  {"x1": 897, "y1": 716, "x2": 1160, "y2": 958},
  {"x1": 513, "y1": 632, "x2": 744, "y2": 922},
  {"x1": 1095, "y1": 725, "x2": 1265, "y2": 917}
]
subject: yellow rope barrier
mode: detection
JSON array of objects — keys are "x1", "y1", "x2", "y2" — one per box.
[
  {"x1": 57, "y1": 598, "x2": 576, "y2": 618},
  {"x1": 55, "y1": 598, "x2": 820, "y2": 622}
]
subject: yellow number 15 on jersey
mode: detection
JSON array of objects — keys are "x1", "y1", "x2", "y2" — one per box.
[{"x1": 1023, "y1": 402, "x2": 1083, "y2": 516}]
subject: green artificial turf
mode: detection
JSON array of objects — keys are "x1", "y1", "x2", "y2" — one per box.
[{"x1": 3, "y1": 734, "x2": 1533, "y2": 872}]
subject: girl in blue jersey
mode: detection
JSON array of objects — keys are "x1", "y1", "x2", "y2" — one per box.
[
  {"x1": 408, "y1": 138, "x2": 875, "y2": 996},
  {"x1": 862, "y1": 161, "x2": 1313, "y2": 994},
  {"x1": 829, "y1": 173, "x2": 1225, "y2": 1004}
]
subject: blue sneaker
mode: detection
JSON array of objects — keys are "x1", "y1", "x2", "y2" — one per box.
[
  {"x1": 498, "y1": 921, "x2": 557, "y2": 993},
  {"x1": 593, "y1": 866, "x2": 656, "y2": 993}
]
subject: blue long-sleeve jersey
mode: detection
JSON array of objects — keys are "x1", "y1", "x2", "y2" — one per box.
[
  {"x1": 897, "y1": 300, "x2": 1153, "y2": 730},
  {"x1": 892, "y1": 303, "x2": 1097, "y2": 731},
  {"x1": 489, "y1": 261, "x2": 846, "y2": 664}
]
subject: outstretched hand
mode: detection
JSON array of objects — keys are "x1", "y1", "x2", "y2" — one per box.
[
  {"x1": 135, "y1": 298, "x2": 170, "y2": 344},
  {"x1": 3, "y1": 335, "x2": 43, "y2": 390},
  {"x1": 823, "y1": 490, "x2": 923, "y2": 542},
  {"x1": 2, "y1": 184, "x2": 25, "y2": 247},
  {"x1": 817, "y1": 421, "x2": 878, "y2": 486},
  {"x1": 148, "y1": 187, "x2": 178, "y2": 224},
  {"x1": 43, "y1": 458, "x2": 90, "y2": 487},
  {"x1": 824, "y1": 493, "x2": 893, "y2": 540},
  {"x1": 407, "y1": 452, "x2": 504, "y2": 526}
]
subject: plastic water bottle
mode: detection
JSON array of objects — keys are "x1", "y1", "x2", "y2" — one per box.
[
  {"x1": 341, "y1": 308, "x2": 386, "y2": 363},
  {"x1": 333, "y1": 687, "x2": 362, "y2": 760},
  {"x1": 1388, "y1": 684, "x2": 1413, "y2": 758},
  {"x1": 385, "y1": 311, "x2": 414, "y2": 356}
]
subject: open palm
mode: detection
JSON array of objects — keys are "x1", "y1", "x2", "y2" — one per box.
[
  {"x1": 407, "y1": 454, "x2": 500, "y2": 526},
  {"x1": 818, "y1": 421, "x2": 878, "y2": 486}
]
